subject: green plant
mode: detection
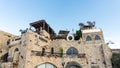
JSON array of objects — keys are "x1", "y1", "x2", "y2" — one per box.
[
  {"x1": 59, "y1": 48, "x2": 63, "y2": 57},
  {"x1": 75, "y1": 30, "x2": 82, "y2": 40},
  {"x1": 111, "y1": 53, "x2": 120, "y2": 68},
  {"x1": 0, "y1": 55, "x2": 4, "y2": 60}
]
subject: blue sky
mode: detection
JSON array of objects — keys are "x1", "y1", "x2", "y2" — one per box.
[{"x1": 0, "y1": 0, "x2": 120, "y2": 49}]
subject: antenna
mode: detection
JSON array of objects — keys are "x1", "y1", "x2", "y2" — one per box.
[{"x1": 72, "y1": 28, "x2": 74, "y2": 34}]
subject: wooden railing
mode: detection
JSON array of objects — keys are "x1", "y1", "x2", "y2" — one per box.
[{"x1": 31, "y1": 50, "x2": 86, "y2": 58}]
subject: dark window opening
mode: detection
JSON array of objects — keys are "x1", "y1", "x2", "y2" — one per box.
[
  {"x1": 21, "y1": 55, "x2": 23, "y2": 59},
  {"x1": 66, "y1": 47, "x2": 78, "y2": 56},
  {"x1": 95, "y1": 35, "x2": 101, "y2": 40},
  {"x1": 86, "y1": 36, "x2": 92, "y2": 41},
  {"x1": 91, "y1": 62, "x2": 95, "y2": 64},
  {"x1": 30, "y1": 40, "x2": 32, "y2": 42},
  {"x1": 15, "y1": 38, "x2": 21, "y2": 41},
  {"x1": 14, "y1": 48, "x2": 19, "y2": 52},
  {"x1": 39, "y1": 37, "x2": 48, "y2": 42},
  {"x1": 41, "y1": 48, "x2": 45, "y2": 56},
  {"x1": 51, "y1": 47, "x2": 54, "y2": 54},
  {"x1": 7, "y1": 39, "x2": 10, "y2": 45},
  {"x1": 2, "y1": 53, "x2": 8, "y2": 62}
]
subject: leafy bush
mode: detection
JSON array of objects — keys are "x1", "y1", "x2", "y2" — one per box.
[
  {"x1": 111, "y1": 53, "x2": 120, "y2": 68},
  {"x1": 75, "y1": 30, "x2": 82, "y2": 40}
]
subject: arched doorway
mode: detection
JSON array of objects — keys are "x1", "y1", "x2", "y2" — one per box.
[
  {"x1": 66, "y1": 61, "x2": 82, "y2": 68},
  {"x1": 35, "y1": 62, "x2": 57, "y2": 68}
]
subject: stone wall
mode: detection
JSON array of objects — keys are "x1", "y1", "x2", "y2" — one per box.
[
  {"x1": 21, "y1": 29, "x2": 112, "y2": 68},
  {"x1": 0, "y1": 30, "x2": 15, "y2": 57},
  {"x1": 0, "y1": 28, "x2": 112, "y2": 68}
]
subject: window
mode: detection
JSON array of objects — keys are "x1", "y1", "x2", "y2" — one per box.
[
  {"x1": 41, "y1": 48, "x2": 45, "y2": 56},
  {"x1": 14, "y1": 48, "x2": 19, "y2": 52},
  {"x1": 7, "y1": 39, "x2": 10, "y2": 45},
  {"x1": 86, "y1": 36, "x2": 92, "y2": 41},
  {"x1": 21, "y1": 55, "x2": 23, "y2": 59},
  {"x1": 36, "y1": 63, "x2": 57, "y2": 68},
  {"x1": 95, "y1": 35, "x2": 101, "y2": 40},
  {"x1": 39, "y1": 37, "x2": 48, "y2": 42},
  {"x1": 15, "y1": 38, "x2": 21, "y2": 41},
  {"x1": 51, "y1": 47, "x2": 54, "y2": 54},
  {"x1": 66, "y1": 47, "x2": 78, "y2": 56},
  {"x1": 3, "y1": 53, "x2": 8, "y2": 62}
]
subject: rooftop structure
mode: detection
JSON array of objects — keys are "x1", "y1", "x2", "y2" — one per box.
[
  {"x1": 58, "y1": 30, "x2": 69, "y2": 35},
  {"x1": 30, "y1": 20, "x2": 56, "y2": 39}
]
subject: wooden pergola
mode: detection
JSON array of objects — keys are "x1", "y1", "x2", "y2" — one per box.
[{"x1": 30, "y1": 20, "x2": 56, "y2": 39}]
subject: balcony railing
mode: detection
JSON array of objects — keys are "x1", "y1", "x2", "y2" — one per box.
[{"x1": 31, "y1": 50, "x2": 86, "y2": 58}]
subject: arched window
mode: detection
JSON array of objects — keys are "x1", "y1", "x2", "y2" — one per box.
[
  {"x1": 36, "y1": 62, "x2": 57, "y2": 68},
  {"x1": 86, "y1": 36, "x2": 92, "y2": 41},
  {"x1": 66, "y1": 47, "x2": 78, "y2": 56},
  {"x1": 95, "y1": 35, "x2": 101, "y2": 40}
]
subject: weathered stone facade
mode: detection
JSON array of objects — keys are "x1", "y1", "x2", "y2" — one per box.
[
  {"x1": 0, "y1": 20, "x2": 112, "y2": 68},
  {"x1": 0, "y1": 30, "x2": 15, "y2": 57}
]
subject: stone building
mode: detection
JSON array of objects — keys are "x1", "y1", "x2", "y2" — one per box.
[
  {"x1": 112, "y1": 49, "x2": 120, "y2": 53},
  {"x1": 1, "y1": 20, "x2": 112, "y2": 68},
  {"x1": 0, "y1": 30, "x2": 15, "y2": 57}
]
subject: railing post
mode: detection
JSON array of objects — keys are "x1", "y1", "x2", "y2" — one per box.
[{"x1": 62, "y1": 57, "x2": 65, "y2": 68}]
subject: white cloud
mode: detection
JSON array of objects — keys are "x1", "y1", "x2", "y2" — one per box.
[{"x1": 105, "y1": 36, "x2": 120, "y2": 49}]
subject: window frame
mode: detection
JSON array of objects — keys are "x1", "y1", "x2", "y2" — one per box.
[
  {"x1": 86, "y1": 36, "x2": 92, "y2": 41},
  {"x1": 95, "y1": 35, "x2": 101, "y2": 40},
  {"x1": 66, "y1": 47, "x2": 78, "y2": 56}
]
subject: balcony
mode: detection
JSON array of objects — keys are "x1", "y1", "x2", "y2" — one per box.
[{"x1": 31, "y1": 50, "x2": 86, "y2": 58}]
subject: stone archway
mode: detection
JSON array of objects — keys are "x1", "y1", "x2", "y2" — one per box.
[{"x1": 66, "y1": 61, "x2": 82, "y2": 68}]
